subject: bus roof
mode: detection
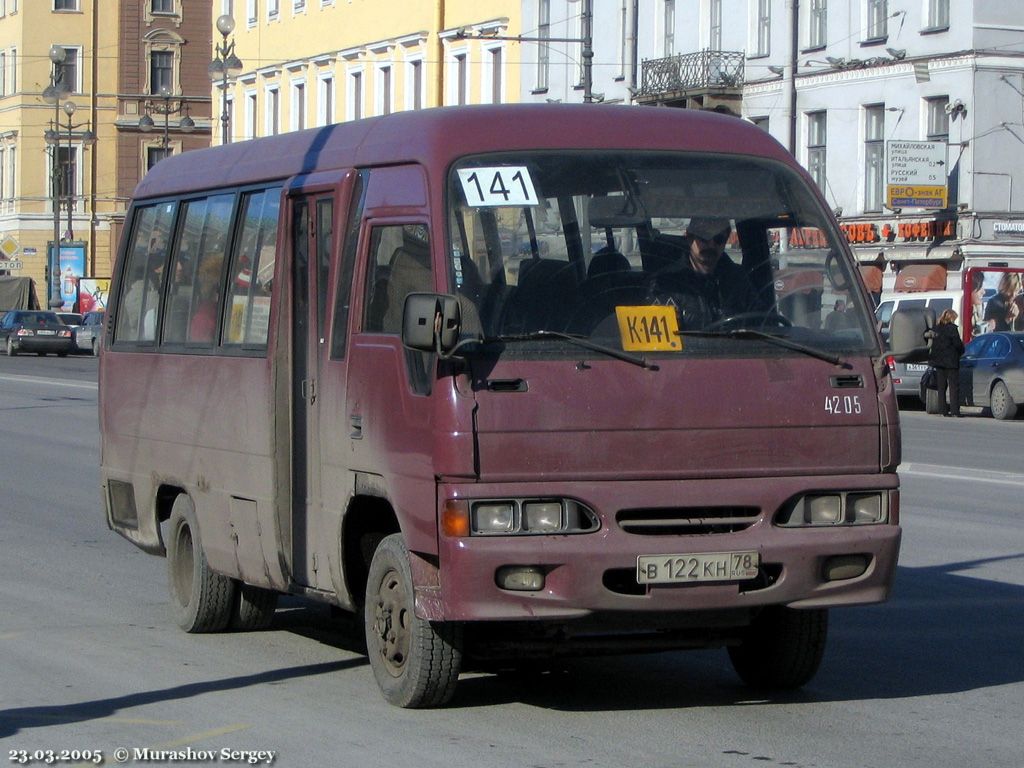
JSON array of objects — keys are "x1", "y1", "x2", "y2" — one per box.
[{"x1": 133, "y1": 103, "x2": 794, "y2": 200}]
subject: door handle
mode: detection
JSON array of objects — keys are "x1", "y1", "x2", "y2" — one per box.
[
  {"x1": 301, "y1": 379, "x2": 317, "y2": 405},
  {"x1": 350, "y1": 414, "x2": 363, "y2": 439}
]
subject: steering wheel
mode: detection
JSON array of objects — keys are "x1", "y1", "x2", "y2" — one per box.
[{"x1": 704, "y1": 310, "x2": 792, "y2": 332}]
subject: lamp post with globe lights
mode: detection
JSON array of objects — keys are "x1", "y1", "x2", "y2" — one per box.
[{"x1": 208, "y1": 14, "x2": 243, "y2": 145}]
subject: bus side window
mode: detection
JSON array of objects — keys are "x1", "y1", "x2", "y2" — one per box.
[
  {"x1": 224, "y1": 189, "x2": 281, "y2": 348},
  {"x1": 114, "y1": 202, "x2": 175, "y2": 344},
  {"x1": 364, "y1": 224, "x2": 433, "y2": 334}
]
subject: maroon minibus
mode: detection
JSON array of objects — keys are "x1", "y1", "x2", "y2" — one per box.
[{"x1": 100, "y1": 104, "x2": 910, "y2": 708}]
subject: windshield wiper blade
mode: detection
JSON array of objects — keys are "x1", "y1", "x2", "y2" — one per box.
[
  {"x1": 678, "y1": 328, "x2": 849, "y2": 367},
  {"x1": 483, "y1": 330, "x2": 658, "y2": 370}
]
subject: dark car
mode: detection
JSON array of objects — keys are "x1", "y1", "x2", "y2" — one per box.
[
  {"x1": 0, "y1": 310, "x2": 75, "y2": 357},
  {"x1": 74, "y1": 310, "x2": 105, "y2": 355},
  {"x1": 958, "y1": 332, "x2": 1024, "y2": 420},
  {"x1": 57, "y1": 311, "x2": 85, "y2": 351}
]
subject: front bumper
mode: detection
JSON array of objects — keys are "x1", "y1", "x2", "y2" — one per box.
[{"x1": 429, "y1": 474, "x2": 901, "y2": 624}]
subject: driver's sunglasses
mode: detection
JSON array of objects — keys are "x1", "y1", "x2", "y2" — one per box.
[{"x1": 694, "y1": 233, "x2": 729, "y2": 246}]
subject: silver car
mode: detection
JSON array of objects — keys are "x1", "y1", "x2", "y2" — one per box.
[
  {"x1": 960, "y1": 332, "x2": 1024, "y2": 420},
  {"x1": 74, "y1": 310, "x2": 105, "y2": 355}
]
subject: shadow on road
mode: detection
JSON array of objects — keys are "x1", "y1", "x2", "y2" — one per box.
[
  {"x1": 451, "y1": 557, "x2": 1024, "y2": 709},
  {"x1": 2, "y1": 558, "x2": 1021, "y2": 728}
]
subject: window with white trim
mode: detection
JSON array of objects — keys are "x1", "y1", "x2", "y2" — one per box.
[
  {"x1": 348, "y1": 69, "x2": 363, "y2": 120},
  {"x1": 405, "y1": 59, "x2": 423, "y2": 111},
  {"x1": 926, "y1": 0, "x2": 949, "y2": 30},
  {"x1": 866, "y1": 0, "x2": 887, "y2": 40},
  {"x1": 265, "y1": 85, "x2": 280, "y2": 135},
  {"x1": 664, "y1": 0, "x2": 675, "y2": 56},
  {"x1": 317, "y1": 75, "x2": 334, "y2": 125},
  {"x1": 245, "y1": 90, "x2": 257, "y2": 139},
  {"x1": 754, "y1": 0, "x2": 771, "y2": 56},
  {"x1": 291, "y1": 81, "x2": 305, "y2": 130},
  {"x1": 54, "y1": 0, "x2": 79, "y2": 10},
  {"x1": 809, "y1": 0, "x2": 827, "y2": 48},
  {"x1": 537, "y1": 0, "x2": 550, "y2": 91},
  {"x1": 807, "y1": 111, "x2": 827, "y2": 192},
  {"x1": 710, "y1": 0, "x2": 722, "y2": 50},
  {"x1": 864, "y1": 105, "x2": 884, "y2": 212},
  {"x1": 926, "y1": 96, "x2": 949, "y2": 141}
]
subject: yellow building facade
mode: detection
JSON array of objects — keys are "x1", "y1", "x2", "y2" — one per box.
[
  {"x1": 0, "y1": 0, "x2": 122, "y2": 304},
  {"x1": 214, "y1": 0, "x2": 521, "y2": 145}
]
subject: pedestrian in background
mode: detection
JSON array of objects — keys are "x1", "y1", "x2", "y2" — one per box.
[{"x1": 926, "y1": 308, "x2": 965, "y2": 417}]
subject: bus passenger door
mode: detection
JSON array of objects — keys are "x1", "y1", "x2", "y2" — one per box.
[{"x1": 289, "y1": 193, "x2": 335, "y2": 589}]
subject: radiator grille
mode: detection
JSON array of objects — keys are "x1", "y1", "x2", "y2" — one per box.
[{"x1": 616, "y1": 506, "x2": 761, "y2": 535}]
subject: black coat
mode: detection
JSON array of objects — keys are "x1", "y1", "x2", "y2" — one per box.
[{"x1": 929, "y1": 322, "x2": 964, "y2": 370}]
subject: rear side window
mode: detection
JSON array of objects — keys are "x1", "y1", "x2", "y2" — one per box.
[
  {"x1": 224, "y1": 188, "x2": 281, "y2": 348},
  {"x1": 163, "y1": 194, "x2": 235, "y2": 345},
  {"x1": 114, "y1": 202, "x2": 176, "y2": 343}
]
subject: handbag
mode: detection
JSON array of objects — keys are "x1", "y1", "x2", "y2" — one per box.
[{"x1": 921, "y1": 367, "x2": 938, "y2": 390}]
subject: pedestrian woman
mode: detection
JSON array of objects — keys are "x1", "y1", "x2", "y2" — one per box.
[{"x1": 927, "y1": 308, "x2": 964, "y2": 417}]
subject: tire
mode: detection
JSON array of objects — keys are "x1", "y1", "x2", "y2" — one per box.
[
  {"x1": 166, "y1": 494, "x2": 235, "y2": 633},
  {"x1": 364, "y1": 534, "x2": 462, "y2": 708},
  {"x1": 924, "y1": 387, "x2": 942, "y2": 414},
  {"x1": 230, "y1": 582, "x2": 278, "y2": 631},
  {"x1": 990, "y1": 381, "x2": 1018, "y2": 421},
  {"x1": 728, "y1": 607, "x2": 828, "y2": 690},
  {"x1": 5, "y1": 338, "x2": 16, "y2": 357}
]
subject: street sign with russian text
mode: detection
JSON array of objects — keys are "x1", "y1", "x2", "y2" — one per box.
[{"x1": 886, "y1": 140, "x2": 947, "y2": 209}]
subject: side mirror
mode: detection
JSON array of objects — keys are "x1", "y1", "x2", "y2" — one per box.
[
  {"x1": 889, "y1": 307, "x2": 935, "y2": 363},
  {"x1": 402, "y1": 293, "x2": 461, "y2": 354}
]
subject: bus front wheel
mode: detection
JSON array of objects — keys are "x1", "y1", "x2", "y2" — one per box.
[
  {"x1": 166, "y1": 494, "x2": 235, "y2": 633},
  {"x1": 364, "y1": 534, "x2": 462, "y2": 708},
  {"x1": 728, "y1": 606, "x2": 827, "y2": 690}
]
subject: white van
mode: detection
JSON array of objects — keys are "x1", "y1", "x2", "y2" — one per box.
[{"x1": 876, "y1": 291, "x2": 959, "y2": 403}]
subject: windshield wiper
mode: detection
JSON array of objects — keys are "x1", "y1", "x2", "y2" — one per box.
[
  {"x1": 482, "y1": 330, "x2": 658, "y2": 370},
  {"x1": 677, "y1": 328, "x2": 850, "y2": 368}
]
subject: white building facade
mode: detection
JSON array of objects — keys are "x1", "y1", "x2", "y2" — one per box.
[{"x1": 518, "y1": 0, "x2": 1024, "y2": 295}]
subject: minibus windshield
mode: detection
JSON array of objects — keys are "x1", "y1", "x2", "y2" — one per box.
[{"x1": 447, "y1": 151, "x2": 877, "y2": 360}]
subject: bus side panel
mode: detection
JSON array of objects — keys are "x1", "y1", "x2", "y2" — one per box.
[{"x1": 100, "y1": 351, "x2": 285, "y2": 589}]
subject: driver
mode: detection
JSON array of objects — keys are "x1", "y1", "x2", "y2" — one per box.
[{"x1": 674, "y1": 216, "x2": 760, "y2": 323}]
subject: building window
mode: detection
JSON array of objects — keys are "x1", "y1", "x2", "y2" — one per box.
[
  {"x1": 54, "y1": 47, "x2": 79, "y2": 94},
  {"x1": 866, "y1": 0, "x2": 887, "y2": 41},
  {"x1": 53, "y1": 146, "x2": 79, "y2": 205},
  {"x1": 408, "y1": 60, "x2": 422, "y2": 110},
  {"x1": 0, "y1": 53, "x2": 6, "y2": 98},
  {"x1": 864, "y1": 105, "x2": 885, "y2": 212},
  {"x1": 537, "y1": 0, "x2": 550, "y2": 91},
  {"x1": 9, "y1": 47, "x2": 15, "y2": 95},
  {"x1": 147, "y1": 146, "x2": 172, "y2": 171},
  {"x1": 925, "y1": 0, "x2": 949, "y2": 30},
  {"x1": 293, "y1": 0, "x2": 304, "y2": 12},
  {"x1": 291, "y1": 81, "x2": 305, "y2": 130},
  {"x1": 809, "y1": 0, "x2": 827, "y2": 48},
  {"x1": 926, "y1": 96, "x2": 949, "y2": 141},
  {"x1": 318, "y1": 75, "x2": 334, "y2": 125},
  {"x1": 245, "y1": 91, "x2": 257, "y2": 139},
  {"x1": 488, "y1": 47, "x2": 502, "y2": 104},
  {"x1": 268, "y1": 0, "x2": 278, "y2": 17},
  {"x1": 54, "y1": 0, "x2": 78, "y2": 10},
  {"x1": 664, "y1": 0, "x2": 675, "y2": 56},
  {"x1": 152, "y1": 0, "x2": 174, "y2": 13},
  {"x1": 807, "y1": 111, "x2": 827, "y2": 192},
  {"x1": 349, "y1": 70, "x2": 362, "y2": 120},
  {"x1": 150, "y1": 51, "x2": 173, "y2": 95},
  {"x1": 246, "y1": 0, "x2": 257, "y2": 24},
  {"x1": 377, "y1": 66, "x2": 391, "y2": 116},
  {"x1": 754, "y1": 0, "x2": 771, "y2": 56},
  {"x1": 751, "y1": 115, "x2": 769, "y2": 132},
  {"x1": 455, "y1": 53, "x2": 467, "y2": 105},
  {"x1": 710, "y1": 0, "x2": 722, "y2": 51},
  {"x1": 266, "y1": 86, "x2": 280, "y2": 135}
]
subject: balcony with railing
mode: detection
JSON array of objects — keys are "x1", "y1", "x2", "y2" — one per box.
[{"x1": 637, "y1": 49, "x2": 745, "y2": 108}]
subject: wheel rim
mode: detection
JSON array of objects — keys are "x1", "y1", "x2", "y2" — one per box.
[
  {"x1": 171, "y1": 523, "x2": 195, "y2": 608},
  {"x1": 371, "y1": 567, "x2": 411, "y2": 678},
  {"x1": 993, "y1": 388, "x2": 1005, "y2": 415}
]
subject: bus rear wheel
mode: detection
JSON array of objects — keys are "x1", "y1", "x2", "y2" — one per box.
[
  {"x1": 166, "y1": 495, "x2": 235, "y2": 633},
  {"x1": 231, "y1": 582, "x2": 278, "y2": 630},
  {"x1": 364, "y1": 534, "x2": 462, "y2": 708},
  {"x1": 728, "y1": 606, "x2": 827, "y2": 690}
]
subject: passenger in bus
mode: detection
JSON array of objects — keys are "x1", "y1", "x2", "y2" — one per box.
[
  {"x1": 658, "y1": 217, "x2": 759, "y2": 324},
  {"x1": 189, "y1": 258, "x2": 223, "y2": 342}
]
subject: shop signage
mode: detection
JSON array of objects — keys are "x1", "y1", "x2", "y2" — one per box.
[
  {"x1": 0, "y1": 260, "x2": 23, "y2": 270},
  {"x1": 993, "y1": 221, "x2": 1024, "y2": 238},
  {"x1": 840, "y1": 219, "x2": 955, "y2": 244},
  {"x1": 886, "y1": 140, "x2": 948, "y2": 209}
]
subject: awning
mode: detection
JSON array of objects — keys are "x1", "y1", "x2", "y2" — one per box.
[
  {"x1": 858, "y1": 265, "x2": 883, "y2": 293},
  {"x1": 894, "y1": 264, "x2": 948, "y2": 292}
]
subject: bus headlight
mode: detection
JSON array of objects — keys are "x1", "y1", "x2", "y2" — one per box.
[
  {"x1": 777, "y1": 492, "x2": 888, "y2": 527},
  {"x1": 442, "y1": 498, "x2": 600, "y2": 537}
]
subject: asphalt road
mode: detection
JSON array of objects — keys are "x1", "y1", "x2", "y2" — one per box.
[{"x1": 1, "y1": 357, "x2": 1022, "y2": 768}]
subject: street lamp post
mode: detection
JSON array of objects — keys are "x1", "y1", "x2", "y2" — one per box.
[
  {"x1": 58, "y1": 100, "x2": 97, "y2": 242},
  {"x1": 139, "y1": 86, "x2": 195, "y2": 157},
  {"x1": 209, "y1": 14, "x2": 243, "y2": 145},
  {"x1": 42, "y1": 45, "x2": 70, "y2": 308}
]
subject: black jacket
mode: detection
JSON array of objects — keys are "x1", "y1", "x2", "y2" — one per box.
[{"x1": 928, "y1": 322, "x2": 964, "y2": 369}]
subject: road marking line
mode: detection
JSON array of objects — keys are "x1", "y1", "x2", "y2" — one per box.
[
  {"x1": 155, "y1": 724, "x2": 251, "y2": 748},
  {"x1": 900, "y1": 462, "x2": 1024, "y2": 487},
  {"x1": 0, "y1": 373, "x2": 97, "y2": 390}
]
